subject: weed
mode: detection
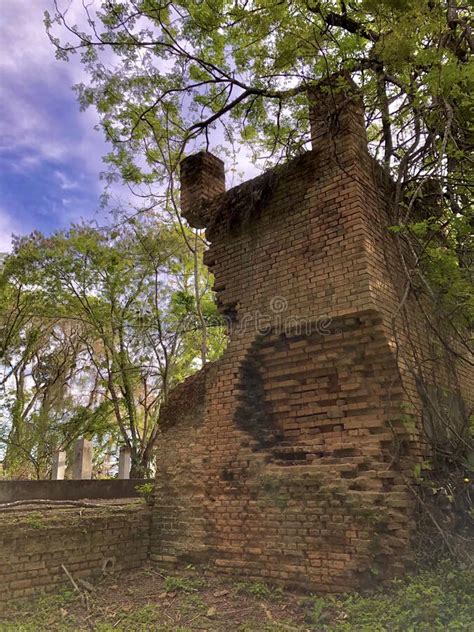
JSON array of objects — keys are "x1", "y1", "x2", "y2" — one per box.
[
  {"x1": 304, "y1": 596, "x2": 328, "y2": 626},
  {"x1": 235, "y1": 580, "x2": 283, "y2": 601},
  {"x1": 179, "y1": 592, "x2": 207, "y2": 616},
  {"x1": 239, "y1": 623, "x2": 299, "y2": 632},
  {"x1": 134, "y1": 482, "x2": 154, "y2": 505},
  {"x1": 94, "y1": 604, "x2": 162, "y2": 632},
  {"x1": 0, "y1": 589, "x2": 78, "y2": 631},
  {"x1": 302, "y1": 560, "x2": 474, "y2": 631},
  {"x1": 164, "y1": 575, "x2": 203, "y2": 593},
  {"x1": 24, "y1": 512, "x2": 45, "y2": 529},
  {"x1": 1, "y1": 559, "x2": 472, "y2": 631}
]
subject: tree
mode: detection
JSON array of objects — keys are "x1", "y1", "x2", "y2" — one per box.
[
  {"x1": 46, "y1": 1, "x2": 473, "y2": 456},
  {"x1": 0, "y1": 221, "x2": 224, "y2": 477},
  {"x1": 0, "y1": 268, "x2": 108, "y2": 478},
  {"x1": 46, "y1": 0, "x2": 472, "y2": 311}
]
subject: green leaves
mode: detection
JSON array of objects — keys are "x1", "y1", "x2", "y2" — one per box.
[
  {"x1": 0, "y1": 217, "x2": 227, "y2": 477},
  {"x1": 36, "y1": 0, "x2": 473, "y2": 477}
]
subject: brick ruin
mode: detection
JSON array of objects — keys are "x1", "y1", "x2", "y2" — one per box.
[
  {"x1": 150, "y1": 79, "x2": 472, "y2": 592},
  {"x1": 1, "y1": 79, "x2": 471, "y2": 607},
  {"x1": 0, "y1": 503, "x2": 150, "y2": 604}
]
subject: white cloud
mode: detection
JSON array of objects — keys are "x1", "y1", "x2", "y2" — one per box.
[
  {"x1": 54, "y1": 170, "x2": 79, "y2": 191},
  {"x1": 0, "y1": 1, "x2": 106, "y2": 178},
  {"x1": 0, "y1": 1, "x2": 95, "y2": 79},
  {"x1": 0, "y1": 0, "x2": 259, "y2": 242},
  {"x1": 0, "y1": 208, "x2": 19, "y2": 253}
]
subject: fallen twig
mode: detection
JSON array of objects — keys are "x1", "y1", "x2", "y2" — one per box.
[
  {"x1": 185, "y1": 612, "x2": 204, "y2": 625},
  {"x1": 146, "y1": 568, "x2": 167, "y2": 579},
  {"x1": 61, "y1": 564, "x2": 81, "y2": 593},
  {"x1": 61, "y1": 564, "x2": 90, "y2": 612}
]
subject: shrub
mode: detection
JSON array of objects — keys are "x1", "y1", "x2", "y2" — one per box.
[{"x1": 306, "y1": 559, "x2": 474, "y2": 631}]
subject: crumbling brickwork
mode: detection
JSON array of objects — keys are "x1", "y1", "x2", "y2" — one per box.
[
  {"x1": 0, "y1": 504, "x2": 150, "y2": 605},
  {"x1": 151, "y1": 79, "x2": 472, "y2": 591}
]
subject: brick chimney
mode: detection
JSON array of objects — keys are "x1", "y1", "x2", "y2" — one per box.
[
  {"x1": 180, "y1": 151, "x2": 225, "y2": 228},
  {"x1": 308, "y1": 73, "x2": 367, "y2": 153}
]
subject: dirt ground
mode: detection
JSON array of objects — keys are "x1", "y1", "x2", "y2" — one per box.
[
  {"x1": 1, "y1": 560, "x2": 472, "y2": 631},
  {"x1": 0, "y1": 565, "x2": 328, "y2": 631}
]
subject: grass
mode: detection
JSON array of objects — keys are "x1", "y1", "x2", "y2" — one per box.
[
  {"x1": 163, "y1": 576, "x2": 204, "y2": 594},
  {"x1": 312, "y1": 560, "x2": 474, "y2": 631},
  {"x1": 23, "y1": 512, "x2": 45, "y2": 529},
  {"x1": 235, "y1": 580, "x2": 273, "y2": 599},
  {"x1": 0, "y1": 560, "x2": 472, "y2": 631}
]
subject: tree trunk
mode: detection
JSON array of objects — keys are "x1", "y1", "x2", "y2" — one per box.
[{"x1": 129, "y1": 453, "x2": 149, "y2": 479}]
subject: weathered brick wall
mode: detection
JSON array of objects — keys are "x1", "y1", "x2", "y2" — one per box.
[
  {"x1": 362, "y1": 159, "x2": 473, "y2": 457},
  {"x1": 0, "y1": 503, "x2": 150, "y2": 605},
  {"x1": 151, "y1": 79, "x2": 472, "y2": 591}
]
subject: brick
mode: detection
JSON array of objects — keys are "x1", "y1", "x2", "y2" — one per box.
[
  {"x1": 0, "y1": 506, "x2": 151, "y2": 605},
  {"x1": 150, "y1": 75, "x2": 473, "y2": 594}
]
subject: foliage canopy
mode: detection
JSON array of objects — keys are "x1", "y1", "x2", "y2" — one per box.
[
  {"x1": 3, "y1": 0, "x2": 472, "y2": 476},
  {"x1": 45, "y1": 0, "x2": 473, "y2": 325}
]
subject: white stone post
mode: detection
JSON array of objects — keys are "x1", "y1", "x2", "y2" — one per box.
[
  {"x1": 51, "y1": 450, "x2": 66, "y2": 480},
  {"x1": 72, "y1": 438, "x2": 93, "y2": 480},
  {"x1": 118, "y1": 445, "x2": 132, "y2": 479}
]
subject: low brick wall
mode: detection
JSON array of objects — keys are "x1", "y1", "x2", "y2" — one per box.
[
  {"x1": 0, "y1": 502, "x2": 151, "y2": 606},
  {"x1": 0, "y1": 479, "x2": 153, "y2": 503}
]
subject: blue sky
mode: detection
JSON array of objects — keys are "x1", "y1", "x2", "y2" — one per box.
[
  {"x1": 0, "y1": 1, "x2": 111, "y2": 252},
  {"x1": 0, "y1": 1, "x2": 259, "y2": 254}
]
